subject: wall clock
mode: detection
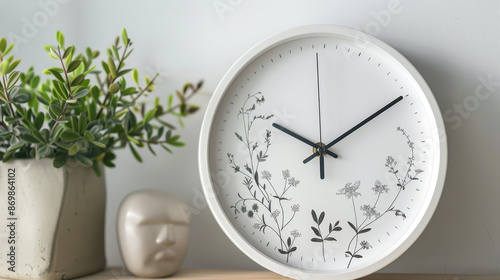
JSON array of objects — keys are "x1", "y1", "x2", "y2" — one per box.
[{"x1": 199, "y1": 25, "x2": 447, "y2": 280}]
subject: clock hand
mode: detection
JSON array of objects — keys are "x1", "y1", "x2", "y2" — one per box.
[
  {"x1": 272, "y1": 123, "x2": 338, "y2": 158},
  {"x1": 316, "y1": 53, "x2": 323, "y2": 145},
  {"x1": 316, "y1": 52, "x2": 325, "y2": 180},
  {"x1": 303, "y1": 95, "x2": 404, "y2": 164}
]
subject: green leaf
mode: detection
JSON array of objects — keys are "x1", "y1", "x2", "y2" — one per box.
[
  {"x1": 107, "y1": 57, "x2": 117, "y2": 78},
  {"x1": 30, "y1": 75, "x2": 40, "y2": 88},
  {"x1": 78, "y1": 112, "x2": 87, "y2": 134},
  {"x1": 83, "y1": 64, "x2": 96, "y2": 75},
  {"x1": 182, "y1": 82, "x2": 192, "y2": 94},
  {"x1": 61, "y1": 130, "x2": 80, "y2": 141},
  {"x1": 52, "y1": 80, "x2": 68, "y2": 100},
  {"x1": 8, "y1": 137, "x2": 25, "y2": 152},
  {"x1": 35, "y1": 112, "x2": 44, "y2": 130},
  {"x1": 72, "y1": 88, "x2": 89, "y2": 99},
  {"x1": 48, "y1": 69, "x2": 65, "y2": 83},
  {"x1": 91, "y1": 140, "x2": 106, "y2": 148},
  {"x1": 66, "y1": 59, "x2": 81, "y2": 73},
  {"x1": 110, "y1": 44, "x2": 120, "y2": 60},
  {"x1": 121, "y1": 28, "x2": 128, "y2": 46},
  {"x1": 11, "y1": 91, "x2": 31, "y2": 103},
  {"x1": 74, "y1": 153, "x2": 92, "y2": 167},
  {"x1": 62, "y1": 46, "x2": 73, "y2": 59},
  {"x1": 53, "y1": 154, "x2": 68, "y2": 168},
  {"x1": 56, "y1": 31, "x2": 65, "y2": 47},
  {"x1": 68, "y1": 142, "x2": 79, "y2": 155},
  {"x1": 76, "y1": 139, "x2": 89, "y2": 152},
  {"x1": 129, "y1": 143, "x2": 142, "y2": 162},
  {"x1": 0, "y1": 38, "x2": 6, "y2": 53},
  {"x1": 32, "y1": 130, "x2": 46, "y2": 144},
  {"x1": 4, "y1": 116, "x2": 22, "y2": 124},
  {"x1": 49, "y1": 103, "x2": 63, "y2": 119},
  {"x1": 84, "y1": 130, "x2": 94, "y2": 141},
  {"x1": 8, "y1": 59, "x2": 21, "y2": 73},
  {"x1": 116, "y1": 69, "x2": 132, "y2": 78},
  {"x1": 121, "y1": 87, "x2": 136, "y2": 96},
  {"x1": 160, "y1": 144, "x2": 172, "y2": 154},
  {"x1": 37, "y1": 145, "x2": 52, "y2": 158},
  {"x1": 132, "y1": 68, "x2": 138, "y2": 84},
  {"x1": 92, "y1": 160, "x2": 101, "y2": 177},
  {"x1": 167, "y1": 94, "x2": 173, "y2": 109},
  {"x1": 143, "y1": 108, "x2": 157, "y2": 123},
  {"x1": 49, "y1": 47, "x2": 59, "y2": 59},
  {"x1": 19, "y1": 134, "x2": 39, "y2": 144},
  {"x1": 0, "y1": 60, "x2": 9, "y2": 75},
  {"x1": 7, "y1": 71, "x2": 20, "y2": 89},
  {"x1": 3, "y1": 43, "x2": 15, "y2": 56},
  {"x1": 127, "y1": 135, "x2": 140, "y2": 145},
  {"x1": 70, "y1": 74, "x2": 85, "y2": 86},
  {"x1": 101, "y1": 60, "x2": 109, "y2": 74}
]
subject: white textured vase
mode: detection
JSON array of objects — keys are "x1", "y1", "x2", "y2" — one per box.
[{"x1": 0, "y1": 158, "x2": 106, "y2": 279}]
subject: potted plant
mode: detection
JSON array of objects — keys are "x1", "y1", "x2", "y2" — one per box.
[{"x1": 0, "y1": 29, "x2": 201, "y2": 279}]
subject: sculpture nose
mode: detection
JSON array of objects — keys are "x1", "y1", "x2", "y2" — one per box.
[{"x1": 156, "y1": 224, "x2": 176, "y2": 247}]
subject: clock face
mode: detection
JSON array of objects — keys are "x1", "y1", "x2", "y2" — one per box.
[{"x1": 200, "y1": 26, "x2": 446, "y2": 280}]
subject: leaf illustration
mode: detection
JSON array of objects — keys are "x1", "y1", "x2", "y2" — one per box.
[
  {"x1": 278, "y1": 249, "x2": 287, "y2": 255},
  {"x1": 354, "y1": 255, "x2": 363, "y2": 258},
  {"x1": 311, "y1": 226, "x2": 321, "y2": 237},
  {"x1": 359, "y1": 228, "x2": 372, "y2": 234},
  {"x1": 329, "y1": 223, "x2": 333, "y2": 232},
  {"x1": 334, "y1": 221, "x2": 340, "y2": 227},
  {"x1": 290, "y1": 247, "x2": 297, "y2": 253},
  {"x1": 312, "y1": 210, "x2": 318, "y2": 223},
  {"x1": 311, "y1": 238, "x2": 323, "y2": 242},
  {"x1": 254, "y1": 171, "x2": 259, "y2": 186},
  {"x1": 348, "y1": 221, "x2": 357, "y2": 232},
  {"x1": 287, "y1": 237, "x2": 292, "y2": 247},
  {"x1": 318, "y1": 211, "x2": 325, "y2": 225},
  {"x1": 235, "y1": 132, "x2": 243, "y2": 142},
  {"x1": 345, "y1": 251, "x2": 353, "y2": 257},
  {"x1": 325, "y1": 237, "x2": 337, "y2": 241}
]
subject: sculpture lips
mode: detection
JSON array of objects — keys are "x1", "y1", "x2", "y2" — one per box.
[{"x1": 154, "y1": 250, "x2": 177, "y2": 262}]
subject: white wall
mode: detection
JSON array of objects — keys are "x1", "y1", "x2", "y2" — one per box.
[{"x1": 1, "y1": 0, "x2": 500, "y2": 274}]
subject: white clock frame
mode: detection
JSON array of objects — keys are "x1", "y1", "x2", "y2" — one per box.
[{"x1": 199, "y1": 25, "x2": 447, "y2": 280}]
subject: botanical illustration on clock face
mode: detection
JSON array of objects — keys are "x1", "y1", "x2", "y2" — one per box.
[{"x1": 202, "y1": 29, "x2": 444, "y2": 275}]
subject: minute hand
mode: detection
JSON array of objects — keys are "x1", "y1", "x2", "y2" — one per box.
[{"x1": 303, "y1": 95, "x2": 404, "y2": 164}]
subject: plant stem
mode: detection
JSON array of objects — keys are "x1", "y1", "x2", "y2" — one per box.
[
  {"x1": 50, "y1": 46, "x2": 74, "y2": 136},
  {"x1": 1, "y1": 75, "x2": 15, "y2": 119},
  {"x1": 95, "y1": 42, "x2": 130, "y2": 120}
]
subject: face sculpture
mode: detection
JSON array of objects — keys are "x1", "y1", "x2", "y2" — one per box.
[{"x1": 117, "y1": 190, "x2": 190, "y2": 277}]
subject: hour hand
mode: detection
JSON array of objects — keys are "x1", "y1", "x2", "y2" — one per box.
[{"x1": 272, "y1": 123, "x2": 338, "y2": 158}]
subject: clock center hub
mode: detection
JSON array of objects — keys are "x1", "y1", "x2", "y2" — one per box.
[{"x1": 313, "y1": 142, "x2": 326, "y2": 156}]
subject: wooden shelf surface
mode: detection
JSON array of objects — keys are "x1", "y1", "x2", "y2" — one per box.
[{"x1": 76, "y1": 268, "x2": 500, "y2": 280}]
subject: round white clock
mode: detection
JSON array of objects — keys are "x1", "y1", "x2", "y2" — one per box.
[{"x1": 199, "y1": 25, "x2": 447, "y2": 280}]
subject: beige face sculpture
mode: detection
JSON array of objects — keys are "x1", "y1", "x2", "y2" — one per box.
[{"x1": 117, "y1": 190, "x2": 190, "y2": 277}]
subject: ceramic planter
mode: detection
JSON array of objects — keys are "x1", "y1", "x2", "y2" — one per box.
[{"x1": 0, "y1": 158, "x2": 106, "y2": 279}]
